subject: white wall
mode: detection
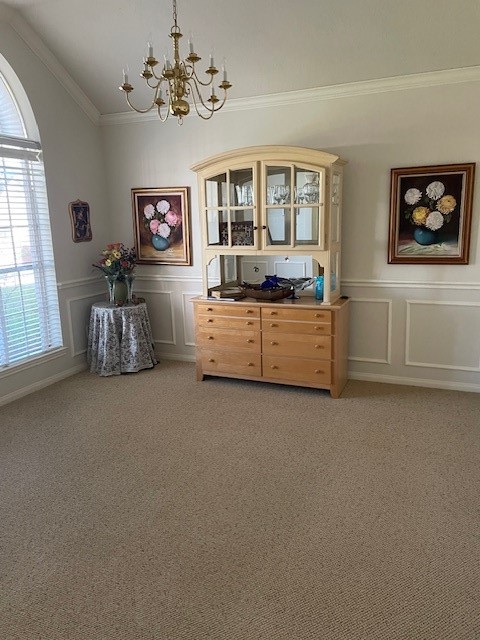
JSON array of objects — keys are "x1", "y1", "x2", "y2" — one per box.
[
  {"x1": 0, "y1": 11, "x2": 110, "y2": 405},
  {"x1": 101, "y1": 76, "x2": 480, "y2": 392}
]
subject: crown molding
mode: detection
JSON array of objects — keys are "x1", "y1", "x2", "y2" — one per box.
[
  {"x1": 100, "y1": 65, "x2": 480, "y2": 127},
  {"x1": 2, "y1": 5, "x2": 100, "y2": 125}
]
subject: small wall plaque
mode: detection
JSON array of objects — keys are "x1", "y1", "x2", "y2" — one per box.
[{"x1": 69, "y1": 199, "x2": 92, "y2": 243}]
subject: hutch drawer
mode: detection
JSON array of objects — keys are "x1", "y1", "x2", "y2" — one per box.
[
  {"x1": 197, "y1": 315, "x2": 260, "y2": 331},
  {"x1": 196, "y1": 327, "x2": 261, "y2": 352},
  {"x1": 200, "y1": 351, "x2": 262, "y2": 377},
  {"x1": 196, "y1": 303, "x2": 260, "y2": 319},
  {"x1": 263, "y1": 355, "x2": 331, "y2": 385},
  {"x1": 261, "y1": 307, "x2": 332, "y2": 324},
  {"x1": 262, "y1": 332, "x2": 332, "y2": 359},
  {"x1": 262, "y1": 319, "x2": 331, "y2": 336}
]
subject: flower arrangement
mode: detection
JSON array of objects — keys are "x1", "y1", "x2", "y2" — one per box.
[
  {"x1": 404, "y1": 181, "x2": 457, "y2": 232},
  {"x1": 92, "y1": 243, "x2": 136, "y2": 280},
  {"x1": 143, "y1": 199, "x2": 181, "y2": 240}
]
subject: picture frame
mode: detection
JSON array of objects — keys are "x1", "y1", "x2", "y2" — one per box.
[
  {"x1": 388, "y1": 163, "x2": 475, "y2": 264},
  {"x1": 68, "y1": 199, "x2": 92, "y2": 242},
  {"x1": 132, "y1": 187, "x2": 191, "y2": 266},
  {"x1": 219, "y1": 221, "x2": 254, "y2": 246}
]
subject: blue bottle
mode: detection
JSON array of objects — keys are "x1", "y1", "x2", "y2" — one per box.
[{"x1": 315, "y1": 276, "x2": 324, "y2": 300}]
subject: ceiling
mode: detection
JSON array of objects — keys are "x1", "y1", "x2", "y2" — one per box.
[{"x1": 3, "y1": 0, "x2": 480, "y2": 116}]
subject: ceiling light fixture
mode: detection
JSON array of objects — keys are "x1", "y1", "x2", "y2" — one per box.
[{"x1": 119, "y1": 0, "x2": 232, "y2": 124}]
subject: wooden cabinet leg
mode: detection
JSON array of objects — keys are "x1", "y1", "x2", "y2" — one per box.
[{"x1": 196, "y1": 359, "x2": 204, "y2": 381}]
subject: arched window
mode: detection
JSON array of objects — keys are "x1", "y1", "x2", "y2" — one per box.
[{"x1": 0, "y1": 65, "x2": 62, "y2": 368}]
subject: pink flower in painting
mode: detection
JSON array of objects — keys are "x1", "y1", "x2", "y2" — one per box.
[
  {"x1": 158, "y1": 222, "x2": 171, "y2": 238},
  {"x1": 165, "y1": 210, "x2": 180, "y2": 227},
  {"x1": 149, "y1": 219, "x2": 160, "y2": 234}
]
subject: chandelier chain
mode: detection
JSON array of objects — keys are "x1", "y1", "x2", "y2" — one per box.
[{"x1": 172, "y1": 0, "x2": 178, "y2": 27}]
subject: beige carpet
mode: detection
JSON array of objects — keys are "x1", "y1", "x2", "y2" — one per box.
[{"x1": 0, "y1": 361, "x2": 479, "y2": 639}]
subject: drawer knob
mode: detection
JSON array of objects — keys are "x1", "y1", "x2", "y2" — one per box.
[
  {"x1": 207, "y1": 307, "x2": 213, "y2": 311},
  {"x1": 314, "y1": 326, "x2": 323, "y2": 331},
  {"x1": 246, "y1": 321, "x2": 253, "y2": 325},
  {"x1": 314, "y1": 313, "x2": 321, "y2": 318},
  {"x1": 270, "y1": 341, "x2": 278, "y2": 346},
  {"x1": 270, "y1": 311, "x2": 278, "y2": 316},
  {"x1": 207, "y1": 318, "x2": 214, "y2": 323},
  {"x1": 270, "y1": 364, "x2": 278, "y2": 370},
  {"x1": 208, "y1": 335, "x2": 214, "y2": 340},
  {"x1": 314, "y1": 344, "x2": 323, "y2": 349},
  {"x1": 247, "y1": 338, "x2": 254, "y2": 343},
  {"x1": 208, "y1": 358, "x2": 215, "y2": 363},
  {"x1": 315, "y1": 369, "x2": 324, "y2": 374},
  {"x1": 270, "y1": 323, "x2": 278, "y2": 328},
  {"x1": 247, "y1": 362, "x2": 254, "y2": 367},
  {"x1": 246, "y1": 309, "x2": 253, "y2": 314}
]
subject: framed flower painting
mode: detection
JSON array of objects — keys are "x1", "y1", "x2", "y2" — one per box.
[
  {"x1": 131, "y1": 187, "x2": 191, "y2": 266},
  {"x1": 388, "y1": 163, "x2": 475, "y2": 264}
]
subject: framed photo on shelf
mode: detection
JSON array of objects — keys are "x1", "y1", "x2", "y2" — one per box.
[
  {"x1": 132, "y1": 187, "x2": 191, "y2": 266},
  {"x1": 388, "y1": 163, "x2": 475, "y2": 264},
  {"x1": 219, "y1": 221, "x2": 254, "y2": 246}
]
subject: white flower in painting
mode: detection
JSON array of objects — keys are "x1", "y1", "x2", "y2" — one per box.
[
  {"x1": 158, "y1": 222, "x2": 171, "y2": 238},
  {"x1": 404, "y1": 188, "x2": 422, "y2": 205},
  {"x1": 156, "y1": 200, "x2": 171, "y2": 215},
  {"x1": 425, "y1": 210, "x2": 444, "y2": 231},
  {"x1": 144, "y1": 203, "x2": 155, "y2": 219},
  {"x1": 426, "y1": 181, "x2": 445, "y2": 200}
]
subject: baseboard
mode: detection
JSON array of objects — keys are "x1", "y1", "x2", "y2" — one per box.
[
  {"x1": 156, "y1": 357, "x2": 480, "y2": 393},
  {"x1": 348, "y1": 371, "x2": 480, "y2": 394},
  {"x1": 156, "y1": 353, "x2": 196, "y2": 363},
  {"x1": 0, "y1": 363, "x2": 88, "y2": 407}
]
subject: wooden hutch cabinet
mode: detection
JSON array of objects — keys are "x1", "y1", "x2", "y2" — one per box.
[{"x1": 191, "y1": 146, "x2": 349, "y2": 398}]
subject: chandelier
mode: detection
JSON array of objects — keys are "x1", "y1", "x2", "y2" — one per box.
[{"x1": 119, "y1": 0, "x2": 232, "y2": 124}]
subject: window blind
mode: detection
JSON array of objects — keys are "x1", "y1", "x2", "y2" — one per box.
[{"x1": 0, "y1": 109, "x2": 62, "y2": 369}]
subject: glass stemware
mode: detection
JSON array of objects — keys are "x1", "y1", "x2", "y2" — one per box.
[
  {"x1": 303, "y1": 173, "x2": 319, "y2": 203},
  {"x1": 274, "y1": 185, "x2": 290, "y2": 204}
]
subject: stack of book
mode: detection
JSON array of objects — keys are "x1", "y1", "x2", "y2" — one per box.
[{"x1": 210, "y1": 287, "x2": 245, "y2": 300}]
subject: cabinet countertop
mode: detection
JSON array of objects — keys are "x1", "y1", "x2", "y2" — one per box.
[{"x1": 192, "y1": 295, "x2": 349, "y2": 310}]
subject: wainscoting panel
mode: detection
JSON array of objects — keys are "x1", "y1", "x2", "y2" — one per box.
[
  {"x1": 406, "y1": 300, "x2": 480, "y2": 372},
  {"x1": 241, "y1": 259, "x2": 268, "y2": 283},
  {"x1": 141, "y1": 291, "x2": 176, "y2": 345},
  {"x1": 348, "y1": 298, "x2": 392, "y2": 364},
  {"x1": 274, "y1": 260, "x2": 306, "y2": 278},
  {"x1": 343, "y1": 281, "x2": 480, "y2": 392},
  {"x1": 133, "y1": 276, "x2": 202, "y2": 358},
  {"x1": 66, "y1": 292, "x2": 105, "y2": 357}
]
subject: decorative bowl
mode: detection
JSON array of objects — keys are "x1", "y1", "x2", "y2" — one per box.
[{"x1": 239, "y1": 284, "x2": 293, "y2": 301}]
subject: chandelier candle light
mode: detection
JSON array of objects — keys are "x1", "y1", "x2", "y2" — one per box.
[{"x1": 119, "y1": 0, "x2": 232, "y2": 124}]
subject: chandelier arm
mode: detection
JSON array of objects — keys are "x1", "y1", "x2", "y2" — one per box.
[
  {"x1": 145, "y1": 77, "x2": 163, "y2": 90},
  {"x1": 156, "y1": 103, "x2": 170, "y2": 122},
  {"x1": 209, "y1": 91, "x2": 228, "y2": 113},
  {"x1": 189, "y1": 68, "x2": 215, "y2": 88},
  {"x1": 125, "y1": 89, "x2": 159, "y2": 114},
  {"x1": 189, "y1": 79, "x2": 228, "y2": 120},
  {"x1": 149, "y1": 67, "x2": 165, "y2": 82}
]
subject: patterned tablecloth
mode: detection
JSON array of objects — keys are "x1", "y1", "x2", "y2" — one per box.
[{"x1": 87, "y1": 302, "x2": 157, "y2": 376}]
